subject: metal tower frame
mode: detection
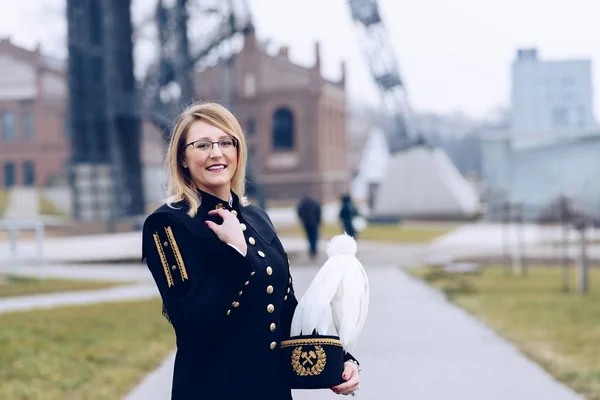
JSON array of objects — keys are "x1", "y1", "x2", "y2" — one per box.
[
  {"x1": 66, "y1": 0, "x2": 145, "y2": 223},
  {"x1": 347, "y1": 0, "x2": 417, "y2": 152}
]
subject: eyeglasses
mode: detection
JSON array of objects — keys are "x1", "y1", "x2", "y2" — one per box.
[{"x1": 184, "y1": 137, "x2": 238, "y2": 152}]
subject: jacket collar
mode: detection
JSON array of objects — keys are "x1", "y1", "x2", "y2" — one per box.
[{"x1": 197, "y1": 188, "x2": 241, "y2": 212}]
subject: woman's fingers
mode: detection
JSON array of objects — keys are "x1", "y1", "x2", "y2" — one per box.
[{"x1": 331, "y1": 365, "x2": 360, "y2": 395}]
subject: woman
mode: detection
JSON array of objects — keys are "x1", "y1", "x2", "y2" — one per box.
[{"x1": 142, "y1": 103, "x2": 360, "y2": 399}]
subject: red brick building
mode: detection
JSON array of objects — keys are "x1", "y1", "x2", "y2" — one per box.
[
  {"x1": 0, "y1": 38, "x2": 165, "y2": 208},
  {"x1": 0, "y1": 38, "x2": 69, "y2": 188},
  {"x1": 0, "y1": 33, "x2": 352, "y2": 204},
  {"x1": 196, "y1": 32, "x2": 351, "y2": 202}
]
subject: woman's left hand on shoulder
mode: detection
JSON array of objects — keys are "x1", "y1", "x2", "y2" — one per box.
[{"x1": 331, "y1": 361, "x2": 360, "y2": 396}]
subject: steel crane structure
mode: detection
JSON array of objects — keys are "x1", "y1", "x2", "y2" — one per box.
[
  {"x1": 347, "y1": 0, "x2": 418, "y2": 152},
  {"x1": 346, "y1": 0, "x2": 480, "y2": 218}
]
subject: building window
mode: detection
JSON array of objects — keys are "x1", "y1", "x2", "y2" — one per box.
[
  {"x1": 3, "y1": 163, "x2": 15, "y2": 188},
  {"x1": 23, "y1": 112, "x2": 33, "y2": 139},
  {"x1": 2, "y1": 111, "x2": 16, "y2": 141},
  {"x1": 23, "y1": 161, "x2": 35, "y2": 186},
  {"x1": 272, "y1": 107, "x2": 295, "y2": 150},
  {"x1": 247, "y1": 118, "x2": 256, "y2": 136}
]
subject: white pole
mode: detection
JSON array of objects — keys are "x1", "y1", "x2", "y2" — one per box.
[
  {"x1": 35, "y1": 220, "x2": 45, "y2": 279},
  {"x1": 9, "y1": 226, "x2": 18, "y2": 276}
]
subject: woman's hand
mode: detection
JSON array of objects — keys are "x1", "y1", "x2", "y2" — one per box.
[
  {"x1": 206, "y1": 209, "x2": 247, "y2": 256},
  {"x1": 331, "y1": 361, "x2": 360, "y2": 396}
]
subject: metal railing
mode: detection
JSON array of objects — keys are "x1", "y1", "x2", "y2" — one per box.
[{"x1": 0, "y1": 219, "x2": 45, "y2": 278}]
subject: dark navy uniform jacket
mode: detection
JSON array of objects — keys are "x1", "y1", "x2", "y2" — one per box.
[{"x1": 142, "y1": 189, "x2": 357, "y2": 399}]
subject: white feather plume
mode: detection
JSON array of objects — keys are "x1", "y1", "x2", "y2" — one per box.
[{"x1": 290, "y1": 234, "x2": 369, "y2": 352}]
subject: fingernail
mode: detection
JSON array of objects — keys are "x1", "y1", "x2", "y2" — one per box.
[{"x1": 343, "y1": 374, "x2": 348, "y2": 379}]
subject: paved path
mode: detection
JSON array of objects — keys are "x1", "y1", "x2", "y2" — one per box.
[
  {"x1": 0, "y1": 284, "x2": 158, "y2": 314},
  {"x1": 125, "y1": 264, "x2": 583, "y2": 400},
  {"x1": 0, "y1": 263, "x2": 154, "y2": 282}
]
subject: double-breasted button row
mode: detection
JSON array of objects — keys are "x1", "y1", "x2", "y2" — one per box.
[
  {"x1": 225, "y1": 207, "x2": 254, "y2": 317},
  {"x1": 231, "y1": 207, "x2": 280, "y2": 350}
]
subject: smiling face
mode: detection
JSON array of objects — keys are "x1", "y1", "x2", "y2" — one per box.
[{"x1": 181, "y1": 120, "x2": 238, "y2": 200}]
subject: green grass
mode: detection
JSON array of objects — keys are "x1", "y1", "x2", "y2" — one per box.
[
  {"x1": 410, "y1": 266, "x2": 600, "y2": 399},
  {"x1": 0, "y1": 299, "x2": 174, "y2": 399},
  {"x1": 0, "y1": 189, "x2": 8, "y2": 218},
  {"x1": 277, "y1": 223, "x2": 453, "y2": 243},
  {"x1": 0, "y1": 275, "x2": 123, "y2": 298}
]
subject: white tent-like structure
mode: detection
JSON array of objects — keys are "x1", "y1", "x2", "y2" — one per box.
[
  {"x1": 372, "y1": 144, "x2": 481, "y2": 219},
  {"x1": 351, "y1": 127, "x2": 390, "y2": 204}
]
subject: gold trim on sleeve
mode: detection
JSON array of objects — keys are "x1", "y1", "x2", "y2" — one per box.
[
  {"x1": 153, "y1": 232, "x2": 174, "y2": 287},
  {"x1": 165, "y1": 226, "x2": 188, "y2": 281}
]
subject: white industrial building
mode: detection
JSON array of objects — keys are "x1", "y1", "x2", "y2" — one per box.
[{"x1": 511, "y1": 48, "x2": 596, "y2": 135}]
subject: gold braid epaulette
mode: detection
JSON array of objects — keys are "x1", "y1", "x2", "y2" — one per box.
[
  {"x1": 165, "y1": 226, "x2": 188, "y2": 281},
  {"x1": 152, "y1": 232, "x2": 173, "y2": 287}
]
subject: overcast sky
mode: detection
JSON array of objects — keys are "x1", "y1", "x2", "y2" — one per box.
[{"x1": 1, "y1": 0, "x2": 599, "y2": 120}]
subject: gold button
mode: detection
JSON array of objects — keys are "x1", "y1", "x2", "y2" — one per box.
[
  {"x1": 215, "y1": 203, "x2": 224, "y2": 210},
  {"x1": 163, "y1": 241, "x2": 169, "y2": 247},
  {"x1": 267, "y1": 304, "x2": 274, "y2": 313},
  {"x1": 266, "y1": 266, "x2": 273, "y2": 275},
  {"x1": 171, "y1": 265, "x2": 177, "y2": 270},
  {"x1": 287, "y1": 287, "x2": 290, "y2": 294},
  {"x1": 241, "y1": 223, "x2": 247, "y2": 231},
  {"x1": 270, "y1": 341, "x2": 277, "y2": 350},
  {"x1": 231, "y1": 210, "x2": 238, "y2": 217},
  {"x1": 238, "y1": 290, "x2": 243, "y2": 296},
  {"x1": 266, "y1": 285, "x2": 274, "y2": 294},
  {"x1": 250, "y1": 271, "x2": 256, "y2": 276},
  {"x1": 248, "y1": 237, "x2": 255, "y2": 245},
  {"x1": 233, "y1": 301, "x2": 240, "y2": 308},
  {"x1": 258, "y1": 251, "x2": 265, "y2": 258},
  {"x1": 284, "y1": 295, "x2": 288, "y2": 301},
  {"x1": 245, "y1": 281, "x2": 250, "y2": 286},
  {"x1": 226, "y1": 309, "x2": 231, "y2": 316},
  {"x1": 270, "y1": 323, "x2": 276, "y2": 332}
]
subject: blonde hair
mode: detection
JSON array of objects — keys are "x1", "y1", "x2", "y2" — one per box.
[{"x1": 164, "y1": 102, "x2": 248, "y2": 217}]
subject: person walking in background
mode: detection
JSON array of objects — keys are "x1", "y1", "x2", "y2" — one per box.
[
  {"x1": 339, "y1": 194, "x2": 360, "y2": 239},
  {"x1": 296, "y1": 195, "x2": 322, "y2": 260}
]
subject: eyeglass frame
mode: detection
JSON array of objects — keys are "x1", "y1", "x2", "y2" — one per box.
[{"x1": 183, "y1": 136, "x2": 239, "y2": 152}]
